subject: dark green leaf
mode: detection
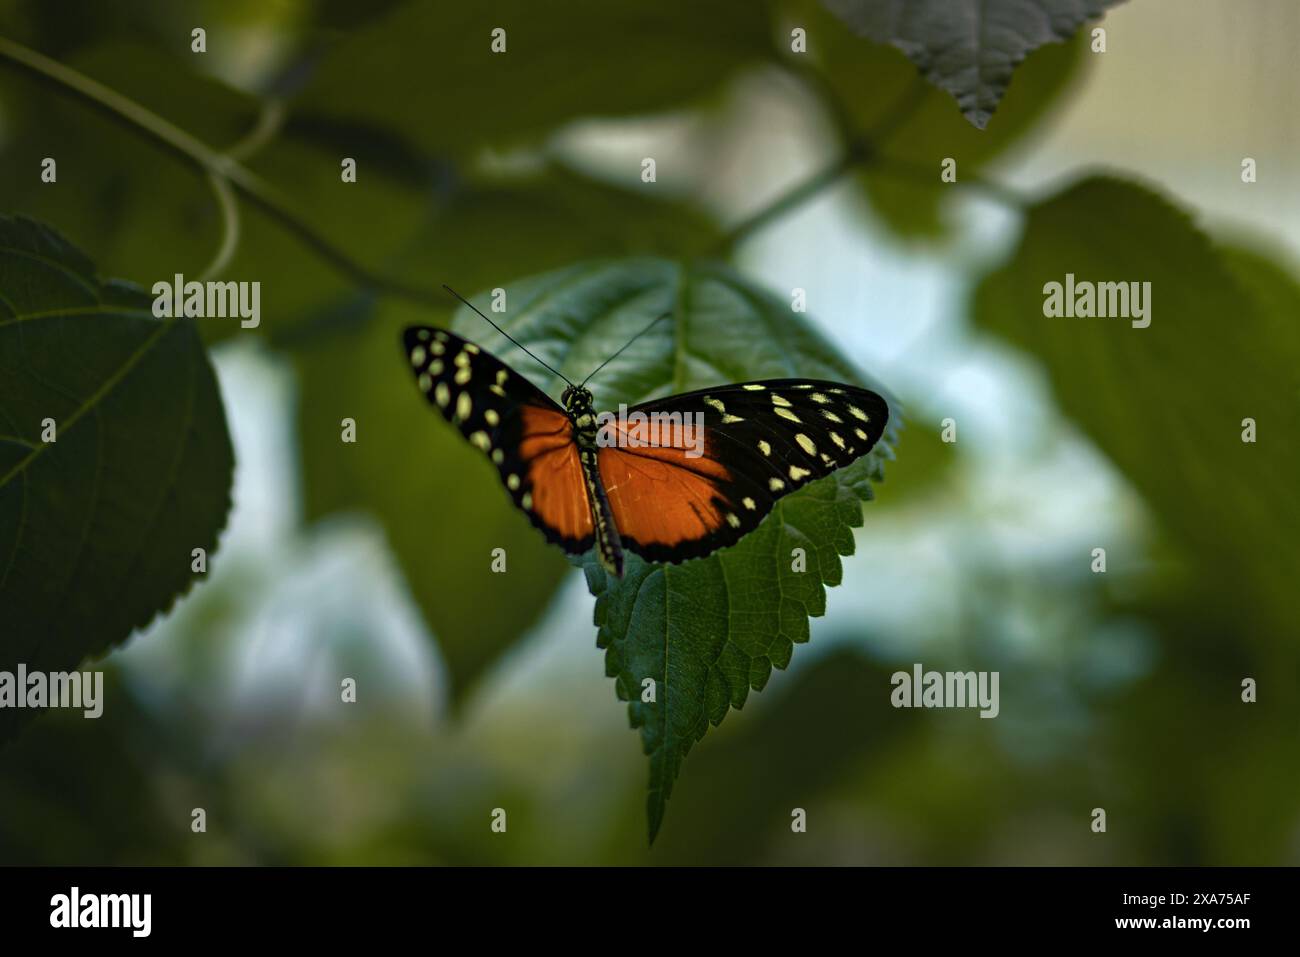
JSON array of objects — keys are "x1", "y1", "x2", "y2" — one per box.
[
  {"x1": 446, "y1": 258, "x2": 898, "y2": 840},
  {"x1": 972, "y1": 176, "x2": 1299, "y2": 635},
  {"x1": 0, "y1": 215, "x2": 234, "y2": 740},
  {"x1": 822, "y1": 0, "x2": 1122, "y2": 128}
]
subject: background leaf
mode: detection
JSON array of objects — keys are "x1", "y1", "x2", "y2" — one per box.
[
  {"x1": 972, "y1": 175, "x2": 1300, "y2": 638},
  {"x1": 444, "y1": 258, "x2": 898, "y2": 839},
  {"x1": 821, "y1": 0, "x2": 1122, "y2": 128},
  {"x1": 0, "y1": 215, "x2": 233, "y2": 739}
]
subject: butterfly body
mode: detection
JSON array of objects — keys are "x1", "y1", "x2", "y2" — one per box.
[
  {"x1": 563, "y1": 385, "x2": 626, "y2": 577},
  {"x1": 404, "y1": 325, "x2": 888, "y2": 578}
]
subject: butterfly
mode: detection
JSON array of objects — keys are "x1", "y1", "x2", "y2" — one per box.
[{"x1": 404, "y1": 289, "x2": 889, "y2": 578}]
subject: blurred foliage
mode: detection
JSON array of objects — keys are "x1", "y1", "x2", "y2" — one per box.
[
  {"x1": 0, "y1": 217, "x2": 232, "y2": 742},
  {"x1": 0, "y1": 42, "x2": 257, "y2": 302},
  {"x1": 793, "y1": 0, "x2": 1089, "y2": 239},
  {"x1": 0, "y1": 0, "x2": 1296, "y2": 864},
  {"x1": 292, "y1": 0, "x2": 779, "y2": 159},
  {"x1": 974, "y1": 176, "x2": 1300, "y2": 638}
]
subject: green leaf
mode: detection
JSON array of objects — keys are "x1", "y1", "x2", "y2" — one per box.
[
  {"x1": 972, "y1": 176, "x2": 1300, "y2": 635},
  {"x1": 446, "y1": 258, "x2": 897, "y2": 841},
  {"x1": 0, "y1": 215, "x2": 234, "y2": 740},
  {"x1": 292, "y1": 174, "x2": 720, "y2": 702},
  {"x1": 293, "y1": 0, "x2": 777, "y2": 159},
  {"x1": 822, "y1": 0, "x2": 1123, "y2": 128}
]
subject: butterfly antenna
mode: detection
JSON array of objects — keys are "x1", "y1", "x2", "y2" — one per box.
[
  {"x1": 442, "y1": 285, "x2": 575, "y2": 387},
  {"x1": 580, "y1": 312, "x2": 672, "y2": 388}
]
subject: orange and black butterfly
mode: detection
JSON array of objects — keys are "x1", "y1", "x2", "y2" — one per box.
[{"x1": 404, "y1": 289, "x2": 888, "y2": 578}]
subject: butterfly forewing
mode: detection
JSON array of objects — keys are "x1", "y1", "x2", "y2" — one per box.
[
  {"x1": 597, "y1": 379, "x2": 888, "y2": 563},
  {"x1": 403, "y1": 327, "x2": 594, "y2": 554}
]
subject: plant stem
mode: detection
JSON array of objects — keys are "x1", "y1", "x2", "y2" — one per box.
[
  {"x1": 0, "y1": 35, "x2": 445, "y2": 308},
  {"x1": 712, "y1": 142, "x2": 869, "y2": 255},
  {"x1": 717, "y1": 73, "x2": 1027, "y2": 253}
]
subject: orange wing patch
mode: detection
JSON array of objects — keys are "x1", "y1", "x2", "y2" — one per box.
[
  {"x1": 518, "y1": 404, "x2": 593, "y2": 545},
  {"x1": 597, "y1": 426, "x2": 732, "y2": 549}
]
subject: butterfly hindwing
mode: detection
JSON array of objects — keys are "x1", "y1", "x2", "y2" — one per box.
[
  {"x1": 597, "y1": 379, "x2": 888, "y2": 563},
  {"x1": 403, "y1": 327, "x2": 594, "y2": 554}
]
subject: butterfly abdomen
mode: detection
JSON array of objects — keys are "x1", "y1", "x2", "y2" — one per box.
[{"x1": 571, "y1": 395, "x2": 624, "y2": 577}]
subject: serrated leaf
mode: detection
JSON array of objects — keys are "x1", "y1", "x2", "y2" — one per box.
[
  {"x1": 972, "y1": 176, "x2": 1300, "y2": 635},
  {"x1": 448, "y1": 259, "x2": 897, "y2": 840},
  {"x1": 0, "y1": 215, "x2": 234, "y2": 741},
  {"x1": 822, "y1": 0, "x2": 1123, "y2": 128}
]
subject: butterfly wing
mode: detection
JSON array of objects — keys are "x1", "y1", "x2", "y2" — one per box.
[
  {"x1": 403, "y1": 327, "x2": 593, "y2": 554},
  {"x1": 597, "y1": 379, "x2": 888, "y2": 563}
]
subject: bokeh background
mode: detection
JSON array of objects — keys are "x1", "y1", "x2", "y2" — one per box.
[{"x1": 1, "y1": 0, "x2": 1297, "y2": 864}]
